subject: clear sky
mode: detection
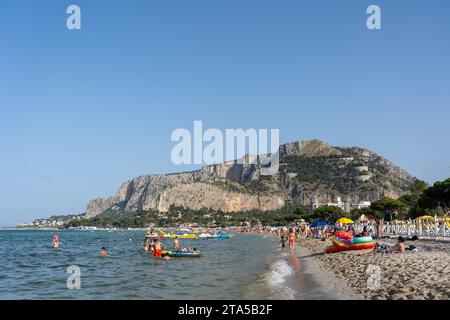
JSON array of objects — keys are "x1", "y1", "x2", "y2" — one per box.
[{"x1": 1, "y1": 0, "x2": 449, "y2": 226}]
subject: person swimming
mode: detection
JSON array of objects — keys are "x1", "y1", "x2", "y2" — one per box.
[
  {"x1": 101, "y1": 247, "x2": 107, "y2": 257},
  {"x1": 52, "y1": 235, "x2": 60, "y2": 248}
]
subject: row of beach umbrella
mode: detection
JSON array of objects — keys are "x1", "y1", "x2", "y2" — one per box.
[{"x1": 309, "y1": 217, "x2": 354, "y2": 228}]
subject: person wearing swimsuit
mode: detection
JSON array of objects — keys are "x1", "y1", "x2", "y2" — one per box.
[
  {"x1": 174, "y1": 237, "x2": 180, "y2": 250},
  {"x1": 280, "y1": 235, "x2": 287, "y2": 252},
  {"x1": 288, "y1": 228, "x2": 295, "y2": 254},
  {"x1": 52, "y1": 235, "x2": 60, "y2": 249},
  {"x1": 153, "y1": 239, "x2": 162, "y2": 258}
]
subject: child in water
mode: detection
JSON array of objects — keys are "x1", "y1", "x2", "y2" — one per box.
[
  {"x1": 280, "y1": 235, "x2": 286, "y2": 252},
  {"x1": 52, "y1": 235, "x2": 60, "y2": 248},
  {"x1": 101, "y1": 247, "x2": 107, "y2": 257}
]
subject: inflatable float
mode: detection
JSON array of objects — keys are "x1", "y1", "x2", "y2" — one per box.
[
  {"x1": 161, "y1": 249, "x2": 201, "y2": 257},
  {"x1": 146, "y1": 228, "x2": 198, "y2": 239},
  {"x1": 326, "y1": 232, "x2": 375, "y2": 254},
  {"x1": 351, "y1": 236, "x2": 373, "y2": 244},
  {"x1": 334, "y1": 231, "x2": 353, "y2": 239},
  {"x1": 198, "y1": 229, "x2": 230, "y2": 239}
]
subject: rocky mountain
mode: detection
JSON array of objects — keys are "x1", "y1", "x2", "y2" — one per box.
[{"x1": 85, "y1": 139, "x2": 415, "y2": 218}]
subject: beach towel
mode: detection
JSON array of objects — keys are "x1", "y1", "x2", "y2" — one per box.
[{"x1": 374, "y1": 244, "x2": 391, "y2": 254}]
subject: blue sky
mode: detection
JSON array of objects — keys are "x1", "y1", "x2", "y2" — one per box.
[{"x1": 1, "y1": 0, "x2": 449, "y2": 226}]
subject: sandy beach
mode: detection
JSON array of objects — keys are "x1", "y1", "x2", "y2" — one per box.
[{"x1": 298, "y1": 238, "x2": 450, "y2": 300}]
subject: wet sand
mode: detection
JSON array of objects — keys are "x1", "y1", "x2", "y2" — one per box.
[
  {"x1": 242, "y1": 235, "x2": 363, "y2": 300},
  {"x1": 293, "y1": 244, "x2": 364, "y2": 300}
]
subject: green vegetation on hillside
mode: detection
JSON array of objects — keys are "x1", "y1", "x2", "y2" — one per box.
[
  {"x1": 66, "y1": 204, "x2": 311, "y2": 228},
  {"x1": 283, "y1": 155, "x2": 373, "y2": 194}
]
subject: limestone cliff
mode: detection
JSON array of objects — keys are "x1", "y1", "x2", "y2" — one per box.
[{"x1": 85, "y1": 139, "x2": 415, "y2": 218}]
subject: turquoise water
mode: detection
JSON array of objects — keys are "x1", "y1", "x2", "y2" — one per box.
[{"x1": 0, "y1": 230, "x2": 281, "y2": 299}]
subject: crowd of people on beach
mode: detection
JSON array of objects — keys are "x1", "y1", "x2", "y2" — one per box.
[{"x1": 237, "y1": 220, "x2": 418, "y2": 255}]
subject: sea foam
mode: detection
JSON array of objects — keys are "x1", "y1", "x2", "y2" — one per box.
[{"x1": 265, "y1": 259, "x2": 296, "y2": 299}]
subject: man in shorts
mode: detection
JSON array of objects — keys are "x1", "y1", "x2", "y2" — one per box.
[{"x1": 153, "y1": 239, "x2": 162, "y2": 258}]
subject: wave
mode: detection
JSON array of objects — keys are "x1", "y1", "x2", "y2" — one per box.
[
  {"x1": 264, "y1": 259, "x2": 296, "y2": 299},
  {"x1": 267, "y1": 259, "x2": 292, "y2": 285}
]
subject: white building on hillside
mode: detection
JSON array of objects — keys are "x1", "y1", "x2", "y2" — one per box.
[{"x1": 311, "y1": 196, "x2": 371, "y2": 213}]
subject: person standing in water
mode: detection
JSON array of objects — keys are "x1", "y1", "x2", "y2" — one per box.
[
  {"x1": 52, "y1": 235, "x2": 60, "y2": 248},
  {"x1": 143, "y1": 236, "x2": 150, "y2": 251},
  {"x1": 153, "y1": 239, "x2": 162, "y2": 258},
  {"x1": 101, "y1": 247, "x2": 107, "y2": 257},
  {"x1": 174, "y1": 236, "x2": 180, "y2": 251},
  {"x1": 280, "y1": 235, "x2": 286, "y2": 252},
  {"x1": 149, "y1": 238, "x2": 155, "y2": 252},
  {"x1": 288, "y1": 228, "x2": 295, "y2": 254}
]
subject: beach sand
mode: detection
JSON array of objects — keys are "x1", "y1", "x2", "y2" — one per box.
[{"x1": 299, "y1": 238, "x2": 450, "y2": 300}]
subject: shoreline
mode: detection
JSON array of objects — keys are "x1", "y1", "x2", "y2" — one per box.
[
  {"x1": 261, "y1": 234, "x2": 364, "y2": 300},
  {"x1": 293, "y1": 243, "x2": 364, "y2": 300},
  {"x1": 249, "y1": 231, "x2": 449, "y2": 300}
]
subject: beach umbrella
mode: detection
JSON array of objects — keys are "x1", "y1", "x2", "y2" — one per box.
[
  {"x1": 336, "y1": 217, "x2": 354, "y2": 225},
  {"x1": 357, "y1": 214, "x2": 375, "y2": 222},
  {"x1": 311, "y1": 221, "x2": 327, "y2": 228},
  {"x1": 416, "y1": 215, "x2": 433, "y2": 220}
]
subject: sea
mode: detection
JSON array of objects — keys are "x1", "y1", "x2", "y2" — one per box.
[{"x1": 0, "y1": 230, "x2": 337, "y2": 299}]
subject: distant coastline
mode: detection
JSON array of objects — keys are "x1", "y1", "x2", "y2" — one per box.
[{"x1": 0, "y1": 227, "x2": 60, "y2": 231}]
